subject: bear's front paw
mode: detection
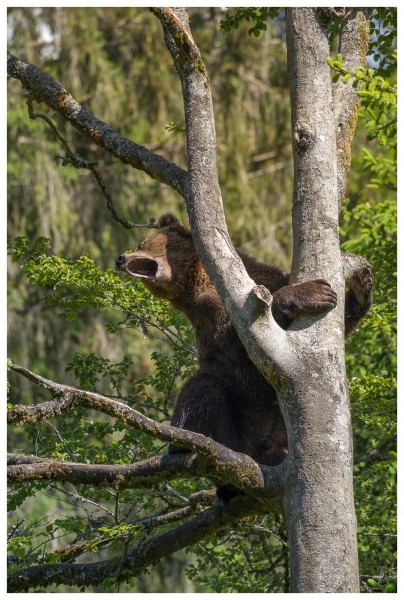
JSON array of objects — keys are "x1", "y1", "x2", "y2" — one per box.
[
  {"x1": 273, "y1": 279, "x2": 337, "y2": 323},
  {"x1": 303, "y1": 279, "x2": 338, "y2": 312},
  {"x1": 349, "y1": 267, "x2": 373, "y2": 309}
]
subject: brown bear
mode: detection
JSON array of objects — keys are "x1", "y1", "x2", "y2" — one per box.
[{"x1": 116, "y1": 213, "x2": 373, "y2": 469}]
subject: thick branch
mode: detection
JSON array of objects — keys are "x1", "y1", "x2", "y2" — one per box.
[
  {"x1": 7, "y1": 453, "x2": 203, "y2": 489},
  {"x1": 7, "y1": 494, "x2": 264, "y2": 593},
  {"x1": 8, "y1": 362, "x2": 284, "y2": 495},
  {"x1": 152, "y1": 8, "x2": 238, "y2": 290},
  {"x1": 152, "y1": 8, "x2": 294, "y2": 382},
  {"x1": 288, "y1": 10, "x2": 341, "y2": 286},
  {"x1": 7, "y1": 451, "x2": 282, "y2": 501},
  {"x1": 7, "y1": 51, "x2": 188, "y2": 197},
  {"x1": 333, "y1": 9, "x2": 370, "y2": 205}
]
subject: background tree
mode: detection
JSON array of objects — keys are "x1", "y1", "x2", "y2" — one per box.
[{"x1": 7, "y1": 7, "x2": 396, "y2": 593}]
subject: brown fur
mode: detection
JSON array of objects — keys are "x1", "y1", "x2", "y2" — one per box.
[{"x1": 117, "y1": 214, "x2": 373, "y2": 469}]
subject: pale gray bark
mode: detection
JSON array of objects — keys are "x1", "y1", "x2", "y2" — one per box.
[{"x1": 153, "y1": 8, "x2": 293, "y2": 382}]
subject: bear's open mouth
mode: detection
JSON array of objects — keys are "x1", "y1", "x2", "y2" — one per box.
[{"x1": 126, "y1": 257, "x2": 160, "y2": 280}]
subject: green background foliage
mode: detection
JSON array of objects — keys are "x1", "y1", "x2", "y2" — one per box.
[{"x1": 7, "y1": 7, "x2": 396, "y2": 593}]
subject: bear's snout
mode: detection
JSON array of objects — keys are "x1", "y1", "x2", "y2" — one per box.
[{"x1": 116, "y1": 254, "x2": 126, "y2": 268}]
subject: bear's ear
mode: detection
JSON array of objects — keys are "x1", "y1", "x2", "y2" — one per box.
[{"x1": 158, "y1": 213, "x2": 181, "y2": 229}]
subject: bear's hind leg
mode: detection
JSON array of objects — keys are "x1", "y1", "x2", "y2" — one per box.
[{"x1": 169, "y1": 373, "x2": 242, "y2": 454}]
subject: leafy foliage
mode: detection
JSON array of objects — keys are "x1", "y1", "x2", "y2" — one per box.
[
  {"x1": 342, "y1": 200, "x2": 396, "y2": 374},
  {"x1": 187, "y1": 516, "x2": 289, "y2": 592},
  {"x1": 7, "y1": 238, "x2": 202, "y2": 591},
  {"x1": 9, "y1": 235, "x2": 196, "y2": 358},
  {"x1": 341, "y1": 198, "x2": 397, "y2": 591},
  {"x1": 220, "y1": 7, "x2": 281, "y2": 37},
  {"x1": 368, "y1": 8, "x2": 397, "y2": 76},
  {"x1": 351, "y1": 375, "x2": 397, "y2": 593}
]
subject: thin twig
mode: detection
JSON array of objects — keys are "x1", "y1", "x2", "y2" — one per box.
[
  {"x1": 26, "y1": 92, "x2": 158, "y2": 230},
  {"x1": 8, "y1": 494, "x2": 262, "y2": 592},
  {"x1": 55, "y1": 155, "x2": 158, "y2": 230},
  {"x1": 26, "y1": 94, "x2": 73, "y2": 154}
]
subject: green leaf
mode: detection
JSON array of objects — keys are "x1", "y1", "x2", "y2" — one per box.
[{"x1": 367, "y1": 578, "x2": 383, "y2": 590}]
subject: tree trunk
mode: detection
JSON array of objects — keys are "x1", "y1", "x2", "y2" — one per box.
[{"x1": 283, "y1": 8, "x2": 359, "y2": 592}]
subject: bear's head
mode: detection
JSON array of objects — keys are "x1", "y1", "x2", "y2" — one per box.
[{"x1": 116, "y1": 213, "x2": 200, "y2": 301}]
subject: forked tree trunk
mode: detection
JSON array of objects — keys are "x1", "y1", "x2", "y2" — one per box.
[{"x1": 153, "y1": 7, "x2": 364, "y2": 593}]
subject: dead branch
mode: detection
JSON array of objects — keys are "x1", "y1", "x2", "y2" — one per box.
[
  {"x1": 26, "y1": 94, "x2": 73, "y2": 154},
  {"x1": 55, "y1": 154, "x2": 158, "y2": 229},
  {"x1": 26, "y1": 90, "x2": 159, "y2": 229},
  {"x1": 7, "y1": 51, "x2": 189, "y2": 198}
]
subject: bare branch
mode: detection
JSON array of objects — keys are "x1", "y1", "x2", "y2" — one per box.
[
  {"x1": 26, "y1": 94, "x2": 73, "y2": 154},
  {"x1": 7, "y1": 494, "x2": 264, "y2": 593},
  {"x1": 55, "y1": 154, "x2": 158, "y2": 229},
  {"x1": 7, "y1": 451, "x2": 283, "y2": 502},
  {"x1": 7, "y1": 51, "x2": 189, "y2": 198},
  {"x1": 8, "y1": 454, "x2": 49, "y2": 466},
  {"x1": 26, "y1": 90, "x2": 160, "y2": 229},
  {"x1": 8, "y1": 391, "x2": 76, "y2": 424},
  {"x1": 7, "y1": 453, "x2": 214, "y2": 490},
  {"x1": 7, "y1": 445, "x2": 282, "y2": 502}
]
